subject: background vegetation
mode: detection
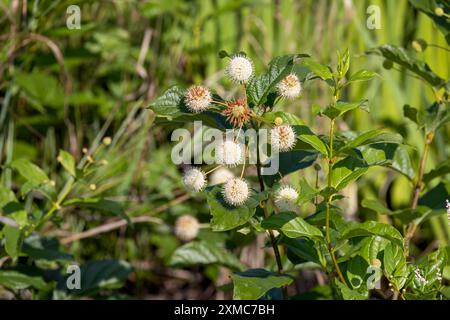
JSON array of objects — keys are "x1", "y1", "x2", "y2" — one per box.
[{"x1": 0, "y1": 0, "x2": 449, "y2": 299}]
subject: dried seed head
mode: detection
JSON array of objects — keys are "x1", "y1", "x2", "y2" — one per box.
[
  {"x1": 182, "y1": 167, "x2": 206, "y2": 192},
  {"x1": 274, "y1": 185, "x2": 299, "y2": 212},
  {"x1": 209, "y1": 167, "x2": 234, "y2": 185},
  {"x1": 277, "y1": 73, "x2": 301, "y2": 99},
  {"x1": 174, "y1": 215, "x2": 199, "y2": 242},
  {"x1": 226, "y1": 55, "x2": 253, "y2": 83},
  {"x1": 222, "y1": 99, "x2": 251, "y2": 127},
  {"x1": 223, "y1": 178, "x2": 250, "y2": 206},
  {"x1": 184, "y1": 85, "x2": 212, "y2": 113},
  {"x1": 271, "y1": 125, "x2": 296, "y2": 152},
  {"x1": 216, "y1": 139, "x2": 244, "y2": 166}
]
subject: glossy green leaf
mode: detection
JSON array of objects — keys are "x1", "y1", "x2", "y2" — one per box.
[
  {"x1": 339, "y1": 221, "x2": 404, "y2": 248},
  {"x1": 169, "y1": 241, "x2": 245, "y2": 271},
  {"x1": 339, "y1": 129, "x2": 403, "y2": 153},
  {"x1": 261, "y1": 212, "x2": 324, "y2": 242},
  {"x1": 296, "y1": 125, "x2": 328, "y2": 156},
  {"x1": 231, "y1": 269, "x2": 293, "y2": 300},
  {"x1": 331, "y1": 156, "x2": 368, "y2": 191},
  {"x1": 383, "y1": 243, "x2": 409, "y2": 290}
]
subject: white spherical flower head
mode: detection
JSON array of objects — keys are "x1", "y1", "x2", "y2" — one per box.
[
  {"x1": 275, "y1": 186, "x2": 299, "y2": 212},
  {"x1": 271, "y1": 125, "x2": 296, "y2": 152},
  {"x1": 209, "y1": 167, "x2": 235, "y2": 185},
  {"x1": 174, "y1": 215, "x2": 199, "y2": 242},
  {"x1": 277, "y1": 73, "x2": 302, "y2": 99},
  {"x1": 226, "y1": 55, "x2": 253, "y2": 83},
  {"x1": 216, "y1": 140, "x2": 244, "y2": 166},
  {"x1": 182, "y1": 167, "x2": 206, "y2": 192},
  {"x1": 184, "y1": 85, "x2": 212, "y2": 113},
  {"x1": 223, "y1": 178, "x2": 250, "y2": 206}
]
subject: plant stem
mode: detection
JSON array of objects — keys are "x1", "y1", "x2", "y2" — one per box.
[
  {"x1": 404, "y1": 131, "x2": 433, "y2": 257},
  {"x1": 325, "y1": 118, "x2": 348, "y2": 287}
]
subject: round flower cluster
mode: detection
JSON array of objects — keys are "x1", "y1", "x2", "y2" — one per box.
[
  {"x1": 274, "y1": 185, "x2": 299, "y2": 212},
  {"x1": 226, "y1": 55, "x2": 253, "y2": 83},
  {"x1": 223, "y1": 178, "x2": 250, "y2": 206},
  {"x1": 185, "y1": 85, "x2": 212, "y2": 113},
  {"x1": 182, "y1": 167, "x2": 206, "y2": 192},
  {"x1": 271, "y1": 125, "x2": 296, "y2": 152},
  {"x1": 277, "y1": 73, "x2": 302, "y2": 99},
  {"x1": 174, "y1": 215, "x2": 200, "y2": 242},
  {"x1": 216, "y1": 140, "x2": 244, "y2": 167}
]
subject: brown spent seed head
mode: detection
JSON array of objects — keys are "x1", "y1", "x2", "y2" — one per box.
[{"x1": 222, "y1": 99, "x2": 251, "y2": 127}]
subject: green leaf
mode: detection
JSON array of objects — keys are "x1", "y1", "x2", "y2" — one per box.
[
  {"x1": 360, "y1": 236, "x2": 389, "y2": 265},
  {"x1": 206, "y1": 186, "x2": 261, "y2": 231},
  {"x1": 58, "y1": 150, "x2": 76, "y2": 176},
  {"x1": 63, "y1": 198, "x2": 129, "y2": 222},
  {"x1": 296, "y1": 125, "x2": 328, "y2": 156},
  {"x1": 282, "y1": 237, "x2": 326, "y2": 267},
  {"x1": 367, "y1": 45, "x2": 446, "y2": 88},
  {"x1": 0, "y1": 270, "x2": 47, "y2": 290},
  {"x1": 346, "y1": 69, "x2": 378, "y2": 84},
  {"x1": 169, "y1": 241, "x2": 245, "y2": 271},
  {"x1": 22, "y1": 236, "x2": 73, "y2": 262},
  {"x1": 337, "y1": 49, "x2": 350, "y2": 79},
  {"x1": 338, "y1": 129, "x2": 403, "y2": 153},
  {"x1": 231, "y1": 269, "x2": 293, "y2": 300},
  {"x1": 331, "y1": 156, "x2": 368, "y2": 191},
  {"x1": 383, "y1": 243, "x2": 409, "y2": 290},
  {"x1": 361, "y1": 144, "x2": 415, "y2": 180},
  {"x1": 11, "y1": 159, "x2": 49, "y2": 187},
  {"x1": 59, "y1": 260, "x2": 132, "y2": 296},
  {"x1": 339, "y1": 221, "x2": 404, "y2": 248},
  {"x1": 261, "y1": 212, "x2": 324, "y2": 242},
  {"x1": 322, "y1": 100, "x2": 369, "y2": 120},
  {"x1": 302, "y1": 58, "x2": 333, "y2": 80},
  {"x1": 247, "y1": 55, "x2": 298, "y2": 107},
  {"x1": 3, "y1": 225, "x2": 21, "y2": 258}
]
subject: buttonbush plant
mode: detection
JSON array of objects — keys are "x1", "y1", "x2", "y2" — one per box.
[{"x1": 149, "y1": 49, "x2": 449, "y2": 300}]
